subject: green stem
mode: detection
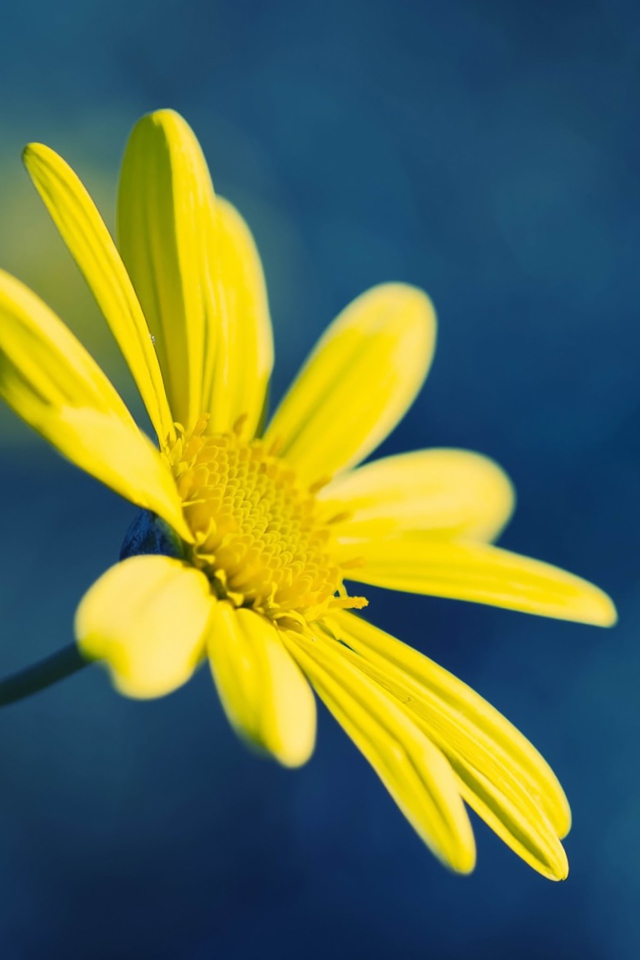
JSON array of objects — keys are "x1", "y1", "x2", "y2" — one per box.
[{"x1": 0, "y1": 644, "x2": 89, "y2": 707}]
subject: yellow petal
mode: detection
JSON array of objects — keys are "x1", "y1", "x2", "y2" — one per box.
[
  {"x1": 75, "y1": 555, "x2": 213, "y2": 699},
  {"x1": 328, "y1": 611, "x2": 570, "y2": 879},
  {"x1": 118, "y1": 109, "x2": 225, "y2": 432},
  {"x1": 207, "y1": 603, "x2": 316, "y2": 767},
  {"x1": 0, "y1": 269, "x2": 189, "y2": 539},
  {"x1": 449, "y1": 761, "x2": 568, "y2": 880},
  {"x1": 321, "y1": 448, "x2": 515, "y2": 542},
  {"x1": 205, "y1": 198, "x2": 274, "y2": 437},
  {"x1": 264, "y1": 284, "x2": 436, "y2": 483},
  {"x1": 345, "y1": 536, "x2": 617, "y2": 626},
  {"x1": 119, "y1": 113, "x2": 273, "y2": 437},
  {"x1": 283, "y1": 626, "x2": 475, "y2": 873},
  {"x1": 22, "y1": 143, "x2": 174, "y2": 446}
]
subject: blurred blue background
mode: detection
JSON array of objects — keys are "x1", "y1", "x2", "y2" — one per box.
[{"x1": 0, "y1": 0, "x2": 638, "y2": 956}]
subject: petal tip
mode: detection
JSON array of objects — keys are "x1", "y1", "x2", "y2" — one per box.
[
  {"x1": 21, "y1": 142, "x2": 37, "y2": 163},
  {"x1": 522, "y1": 835, "x2": 569, "y2": 881},
  {"x1": 580, "y1": 587, "x2": 618, "y2": 628},
  {"x1": 448, "y1": 843, "x2": 476, "y2": 876},
  {"x1": 273, "y1": 736, "x2": 316, "y2": 769},
  {"x1": 600, "y1": 595, "x2": 618, "y2": 628},
  {"x1": 373, "y1": 281, "x2": 437, "y2": 335},
  {"x1": 548, "y1": 849, "x2": 569, "y2": 882},
  {"x1": 22, "y1": 141, "x2": 54, "y2": 172},
  {"x1": 137, "y1": 108, "x2": 190, "y2": 137}
]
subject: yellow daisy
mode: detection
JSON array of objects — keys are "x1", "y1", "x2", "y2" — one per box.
[{"x1": 0, "y1": 110, "x2": 615, "y2": 880}]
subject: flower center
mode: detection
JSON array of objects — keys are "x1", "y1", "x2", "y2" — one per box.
[{"x1": 168, "y1": 417, "x2": 367, "y2": 623}]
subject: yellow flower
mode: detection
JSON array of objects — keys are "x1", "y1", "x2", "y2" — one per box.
[{"x1": 0, "y1": 110, "x2": 615, "y2": 880}]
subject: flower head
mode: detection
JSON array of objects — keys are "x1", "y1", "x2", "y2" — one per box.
[{"x1": 0, "y1": 110, "x2": 616, "y2": 879}]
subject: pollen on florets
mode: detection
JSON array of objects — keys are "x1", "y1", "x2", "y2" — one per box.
[{"x1": 167, "y1": 416, "x2": 367, "y2": 622}]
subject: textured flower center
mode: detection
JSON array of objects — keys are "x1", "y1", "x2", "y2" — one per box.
[{"x1": 168, "y1": 417, "x2": 367, "y2": 622}]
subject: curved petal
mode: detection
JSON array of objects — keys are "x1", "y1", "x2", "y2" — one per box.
[
  {"x1": 75, "y1": 555, "x2": 213, "y2": 699},
  {"x1": 205, "y1": 198, "x2": 274, "y2": 437},
  {"x1": 327, "y1": 612, "x2": 570, "y2": 879},
  {"x1": 283, "y1": 626, "x2": 475, "y2": 873},
  {"x1": 344, "y1": 536, "x2": 617, "y2": 626},
  {"x1": 264, "y1": 284, "x2": 436, "y2": 483},
  {"x1": 22, "y1": 143, "x2": 174, "y2": 446},
  {"x1": 0, "y1": 269, "x2": 189, "y2": 538},
  {"x1": 118, "y1": 109, "x2": 219, "y2": 431},
  {"x1": 119, "y1": 113, "x2": 273, "y2": 438},
  {"x1": 207, "y1": 603, "x2": 316, "y2": 767},
  {"x1": 321, "y1": 448, "x2": 515, "y2": 543},
  {"x1": 447, "y1": 760, "x2": 568, "y2": 880}
]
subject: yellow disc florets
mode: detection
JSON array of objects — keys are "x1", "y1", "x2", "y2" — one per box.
[{"x1": 167, "y1": 417, "x2": 367, "y2": 623}]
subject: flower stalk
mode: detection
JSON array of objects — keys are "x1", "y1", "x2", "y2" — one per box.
[{"x1": 0, "y1": 644, "x2": 89, "y2": 707}]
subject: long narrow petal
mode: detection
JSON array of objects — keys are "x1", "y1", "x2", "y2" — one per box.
[
  {"x1": 283, "y1": 626, "x2": 475, "y2": 873},
  {"x1": 320, "y1": 448, "x2": 515, "y2": 542},
  {"x1": 0, "y1": 269, "x2": 189, "y2": 538},
  {"x1": 118, "y1": 109, "x2": 219, "y2": 431},
  {"x1": 205, "y1": 198, "x2": 274, "y2": 437},
  {"x1": 328, "y1": 612, "x2": 570, "y2": 879},
  {"x1": 22, "y1": 143, "x2": 174, "y2": 445},
  {"x1": 75, "y1": 555, "x2": 213, "y2": 698},
  {"x1": 264, "y1": 284, "x2": 436, "y2": 483},
  {"x1": 207, "y1": 603, "x2": 316, "y2": 767},
  {"x1": 344, "y1": 536, "x2": 617, "y2": 626}
]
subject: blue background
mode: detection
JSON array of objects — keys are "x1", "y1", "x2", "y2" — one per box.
[{"x1": 0, "y1": 0, "x2": 638, "y2": 956}]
